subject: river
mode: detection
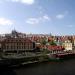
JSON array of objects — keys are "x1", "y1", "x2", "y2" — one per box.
[{"x1": 0, "y1": 59, "x2": 75, "y2": 75}]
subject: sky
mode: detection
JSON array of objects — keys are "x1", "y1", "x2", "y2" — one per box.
[{"x1": 0, "y1": 0, "x2": 75, "y2": 35}]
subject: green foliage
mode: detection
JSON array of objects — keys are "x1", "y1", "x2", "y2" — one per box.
[
  {"x1": 42, "y1": 40, "x2": 47, "y2": 45},
  {"x1": 41, "y1": 38, "x2": 47, "y2": 45},
  {"x1": 49, "y1": 40, "x2": 57, "y2": 46}
]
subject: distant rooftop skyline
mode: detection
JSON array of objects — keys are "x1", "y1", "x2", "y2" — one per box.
[{"x1": 0, "y1": 0, "x2": 75, "y2": 35}]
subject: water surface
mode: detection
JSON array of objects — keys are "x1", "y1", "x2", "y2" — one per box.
[{"x1": 0, "y1": 59, "x2": 75, "y2": 75}]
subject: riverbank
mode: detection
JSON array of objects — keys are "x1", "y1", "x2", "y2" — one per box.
[{"x1": 0, "y1": 52, "x2": 75, "y2": 68}]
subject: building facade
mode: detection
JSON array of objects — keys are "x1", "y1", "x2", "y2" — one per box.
[
  {"x1": 1, "y1": 37, "x2": 35, "y2": 53},
  {"x1": 63, "y1": 40, "x2": 72, "y2": 51}
]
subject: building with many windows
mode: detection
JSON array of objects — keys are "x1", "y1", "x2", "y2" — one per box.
[
  {"x1": 1, "y1": 37, "x2": 35, "y2": 54},
  {"x1": 63, "y1": 40, "x2": 72, "y2": 51}
]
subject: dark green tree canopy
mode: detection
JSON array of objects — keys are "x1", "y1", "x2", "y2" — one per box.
[{"x1": 49, "y1": 40, "x2": 57, "y2": 46}]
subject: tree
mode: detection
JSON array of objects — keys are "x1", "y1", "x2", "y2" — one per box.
[
  {"x1": 41, "y1": 39, "x2": 47, "y2": 45},
  {"x1": 49, "y1": 40, "x2": 57, "y2": 46}
]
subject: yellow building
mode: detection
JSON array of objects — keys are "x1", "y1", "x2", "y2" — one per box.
[
  {"x1": 73, "y1": 39, "x2": 75, "y2": 46},
  {"x1": 63, "y1": 40, "x2": 72, "y2": 51}
]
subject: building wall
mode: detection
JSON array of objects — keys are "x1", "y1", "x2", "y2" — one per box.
[
  {"x1": 73, "y1": 39, "x2": 75, "y2": 46},
  {"x1": 63, "y1": 41, "x2": 72, "y2": 51},
  {"x1": 1, "y1": 37, "x2": 35, "y2": 53}
]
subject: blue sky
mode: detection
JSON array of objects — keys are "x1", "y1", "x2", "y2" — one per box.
[{"x1": 0, "y1": 0, "x2": 75, "y2": 35}]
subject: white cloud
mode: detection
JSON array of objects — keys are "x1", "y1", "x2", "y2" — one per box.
[
  {"x1": 20, "y1": 0, "x2": 34, "y2": 4},
  {"x1": 0, "y1": 18, "x2": 13, "y2": 25},
  {"x1": 56, "y1": 14, "x2": 64, "y2": 19},
  {"x1": 26, "y1": 15, "x2": 51, "y2": 25},
  {"x1": 26, "y1": 18, "x2": 39, "y2": 25},
  {"x1": 56, "y1": 11, "x2": 69, "y2": 19},
  {"x1": 43, "y1": 15, "x2": 51, "y2": 20},
  {"x1": 39, "y1": 14, "x2": 51, "y2": 21},
  {"x1": 6, "y1": 0, "x2": 34, "y2": 5}
]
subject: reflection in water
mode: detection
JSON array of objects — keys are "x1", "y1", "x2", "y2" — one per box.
[
  {"x1": 15, "y1": 59, "x2": 75, "y2": 75},
  {"x1": 0, "y1": 59, "x2": 75, "y2": 75},
  {"x1": 0, "y1": 69, "x2": 16, "y2": 75}
]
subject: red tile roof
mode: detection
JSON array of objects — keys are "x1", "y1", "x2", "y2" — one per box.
[
  {"x1": 46, "y1": 45, "x2": 64, "y2": 51},
  {"x1": 39, "y1": 45, "x2": 64, "y2": 51}
]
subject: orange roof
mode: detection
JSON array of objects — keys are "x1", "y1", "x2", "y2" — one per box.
[
  {"x1": 47, "y1": 46, "x2": 64, "y2": 51},
  {"x1": 39, "y1": 45, "x2": 64, "y2": 51}
]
